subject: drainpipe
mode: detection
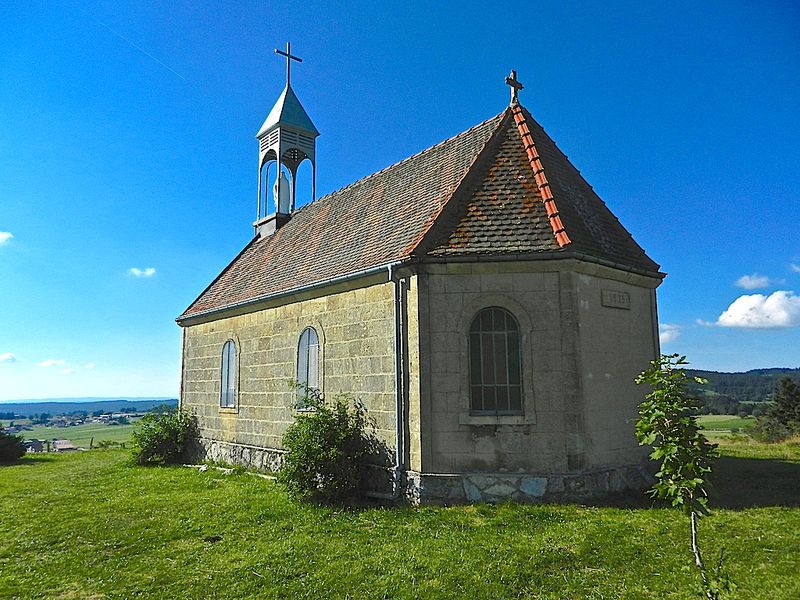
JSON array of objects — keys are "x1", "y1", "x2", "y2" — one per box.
[{"x1": 367, "y1": 263, "x2": 407, "y2": 500}]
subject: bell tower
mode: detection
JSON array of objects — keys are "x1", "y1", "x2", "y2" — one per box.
[{"x1": 254, "y1": 42, "x2": 319, "y2": 237}]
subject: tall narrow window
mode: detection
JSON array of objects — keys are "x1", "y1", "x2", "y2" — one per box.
[
  {"x1": 469, "y1": 307, "x2": 523, "y2": 415},
  {"x1": 296, "y1": 327, "x2": 320, "y2": 400},
  {"x1": 219, "y1": 339, "x2": 238, "y2": 408}
]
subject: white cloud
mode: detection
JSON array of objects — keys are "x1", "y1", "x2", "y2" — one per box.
[
  {"x1": 62, "y1": 368, "x2": 75, "y2": 375},
  {"x1": 659, "y1": 323, "x2": 681, "y2": 344},
  {"x1": 0, "y1": 352, "x2": 17, "y2": 363},
  {"x1": 717, "y1": 290, "x2": 800, "y2": 329},
  {"x1": 85, "y1": 363, "x2": 96, "y2": 369},
  {"x1": 695, "y1": 318, "x2": 714, "y2": 327},
  {"x1": 37, "y1": 358, "x2": 65, "y2": 367},
  {"x1": 0, "y1": 231, "x2": 13, "y2": 245},
  {"x1": 735, "y1": 273, "x2": 771, "y2": 290},
  {"x1": 128, "y1": 267, "x2": 156, "y2": 278},
  {"x1": 791, "y1": 264, "x2": 800, "y2": 274}
]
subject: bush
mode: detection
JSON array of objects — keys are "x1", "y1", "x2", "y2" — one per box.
[
  {"x1": 0, "y1": 428, "x2": 26, "y2": 464},
  {"x1": 131, "y1": 409, "x2": 198, "y2": 466},
  {"x1": 279, "y1": 387, "x2": 382, "y2": 503}
]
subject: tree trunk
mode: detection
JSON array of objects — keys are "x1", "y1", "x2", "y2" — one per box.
[{"x1": 690, "y1": 510, "x2": 715, "y2": 600}]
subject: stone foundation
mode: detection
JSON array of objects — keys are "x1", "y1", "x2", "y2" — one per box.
[
  {"x1": 192, "y1": 438, "x2": 652, "y2": 505},
  {"x1": 193, "y1": 437, "x2": 285, "y2": 473},
  {"x1": 192, "y1": 438, "x2": 394, "y2": 494},
  {"x1": 405, "y1": 464, "x2": 654, "y2": 505}
]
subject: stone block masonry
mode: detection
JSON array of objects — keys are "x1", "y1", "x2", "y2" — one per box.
[
  {"x1": 181, "y1": 280, "x2": 398, "y2": 455},
  {"x1": 406, "y1": 464, "x2": 655, "y2": 505},
  {"x1": 180, "y1": 256, "x2": 661, "y2": 505}
]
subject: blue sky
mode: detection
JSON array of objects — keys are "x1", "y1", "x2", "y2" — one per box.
[{"x1": 1, "y1": 1, "x2": 799, "y2": 401}]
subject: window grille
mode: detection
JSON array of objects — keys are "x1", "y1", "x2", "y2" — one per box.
[
  {"x1": 469, "y1": 307, "x2": 523, "y2": 415},
  {"x1": 219, "y1": 340, "x2": 238, "y2": 408}
]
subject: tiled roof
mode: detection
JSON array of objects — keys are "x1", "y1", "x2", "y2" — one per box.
[
  {"x1": 422, "y1": 106, "x2": 659, "y2": 272},
  {"x1": 179, "y1": 105, "x2": 660, "y2": 321},
  {"x1": 515, "y1": 106, "x2": 658, "y2": 270},
  {"x1": 422, "y1": 114, "x2": 562, "y2": 256},
  {"x1": 180, "y1": 113, "x2": 505, "y2": 319}
]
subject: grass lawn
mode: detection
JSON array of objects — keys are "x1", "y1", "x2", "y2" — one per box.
[
  {"x1": 20, "y1": 422, "x2": 136, "y2": 448},
  {"x1": 697, "y1": 414, "x2": 757, "y2": 433},
  {"x1": 1, "y1": 440, "x2": 799, "y2": 599}
]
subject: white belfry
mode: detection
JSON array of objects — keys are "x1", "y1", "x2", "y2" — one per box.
[{"x1": 254, "y1": 41, "x2": 319, "y2": 236}]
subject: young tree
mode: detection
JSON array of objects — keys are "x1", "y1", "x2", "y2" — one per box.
[
  {"x1": 767, "y1": 377, "x2": 800, "y2": 429},
  {"x1": 751, "y1": 377, "x2": 800, "y2": 441},
  {"x1": 636, "y1": 354, "x2": 731, "y2": 600}
]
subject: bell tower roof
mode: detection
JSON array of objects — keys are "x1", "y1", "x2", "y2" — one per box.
[{"x1": 257, "y1": 83, "x2": 319, "y2": 138}]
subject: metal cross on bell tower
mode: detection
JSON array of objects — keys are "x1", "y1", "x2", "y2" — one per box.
[
  {"x1": 505, "y1": 70, "x2": 524, "y2": 106},
  {"x1": 275, "y1": 42, "x2": 302, "y2": 87}
]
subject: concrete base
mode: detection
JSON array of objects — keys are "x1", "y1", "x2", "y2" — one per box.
[{"x1": 405, "y1": 465, "x2": 654, "y2": 505}]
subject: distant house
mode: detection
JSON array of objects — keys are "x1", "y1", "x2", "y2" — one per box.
[
  {"x1": 24, "y1": 440, "x2": 44, "y2": 453},
  {"x1": 51, "y1": 439, "x2": 78, "y2": 452}
]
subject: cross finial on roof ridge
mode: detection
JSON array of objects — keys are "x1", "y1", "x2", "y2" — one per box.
[
  {"x1": 275, "y1": 42, "x2": 302, "y2": 87},
  {"x1": 505, "y1": 70, "x2": 524, "y2": 106}
]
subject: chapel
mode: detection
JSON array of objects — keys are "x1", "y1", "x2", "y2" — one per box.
[{"x1": 177, "y1": 47, "x2": 664, "y2": 503}]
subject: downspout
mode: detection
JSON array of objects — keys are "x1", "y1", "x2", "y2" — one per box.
[
  {"x1": 178, "y1": 327, "x2": 186, "y2": 412},
  {"x1": 366, "y1": 263, "x2": 407, "y2": 500},
  {"x1": 389, "y1": 263, "x2": 407, "y2": 499}
]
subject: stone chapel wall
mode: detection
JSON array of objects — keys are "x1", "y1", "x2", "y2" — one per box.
[
  {"x1": 180, "y1": 279, "x2": 397, "y2": 468},
  {"x1": 571, "y1": 270, "x2": 660, "y2": 469},
  {"x1": 415, "y1": 260, "x2": 660, "y2": 477},
  {"x1": 416, "y1": 261, "x2": 573, "y2": 475}
]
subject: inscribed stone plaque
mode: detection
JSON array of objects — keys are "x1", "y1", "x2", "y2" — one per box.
[{"x1": 601, "y1": 289, "x2": 631, "y2": 310}]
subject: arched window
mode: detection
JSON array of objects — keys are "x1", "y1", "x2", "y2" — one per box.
[
  {"x1": 296, "y1": 327, "x2": 320, "y2": 395},
  {"x1": 219, "y1": 339, "x2": 238, "y2": 408},
  {"x1": 469, "y1": 307, "x2": 523, "y2": 415}
]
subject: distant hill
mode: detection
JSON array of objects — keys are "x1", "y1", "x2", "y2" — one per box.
[
  {"x1": 0, "y1": 398, "x2": 177, "y2": 417},
  {"x1": 686, "y1": 368, "x2": 800, "y2": 414}
]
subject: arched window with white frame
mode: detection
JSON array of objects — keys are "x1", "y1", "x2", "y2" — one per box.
[
  {"x1": 219, "y1": 339, "x2": 238, "y2": 408},
  {"x1": 469, "y1": 307, "x2": 523, "y2": 415},
  {"x1": 296, "y1": 327, "x2": 320, "y2": 399}
]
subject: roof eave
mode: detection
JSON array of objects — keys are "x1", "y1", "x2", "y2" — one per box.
[
  {"x1": 419, "y1": 250, "x2": 665, "y2": 280},
  {"x1": 176, "y1": 258, "x2": 410, "y2": 326}
]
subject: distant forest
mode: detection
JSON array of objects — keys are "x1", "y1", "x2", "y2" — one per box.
[
  {"x1": 0, "y1": 398, "x2": 177, "y2": 419},
  {"x1": 686, "y1": 368, "x2": 800, "y2": 415}
]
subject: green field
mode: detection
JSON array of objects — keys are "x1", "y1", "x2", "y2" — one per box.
[
  {"x1": 17, "y1": 422, "x2": 136, "y2": 447},
  {"x1": 1, "y1": 438, "x2": 799, "y2": 599},
  {"x1": 697, "y1": 414, "x2": 757, "y2": 432}
]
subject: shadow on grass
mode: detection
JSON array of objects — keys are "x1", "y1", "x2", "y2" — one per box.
[
  {"x1": 707, "y1": 456, "x2": 800, "y2": 509},
  {"x1": 585, "y1": 455, "x2": 800, "y2": 510},
  {"x1": 1, "y1": 454, "x2": 59, "y2": 466}
]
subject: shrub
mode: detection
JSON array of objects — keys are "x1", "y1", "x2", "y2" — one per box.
[
  {"x1": 279, "y1": 387, "x2": 381, "y2": 503},
  {"x1": 131, "y1": 409, "x2": 198, "y2": 466},
  {"x1": 0, "y1": 428, "x2": 26, "y2": 464},
  {"x1": 96, "y1": 440, "x2": 123, "y2": 449}
]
